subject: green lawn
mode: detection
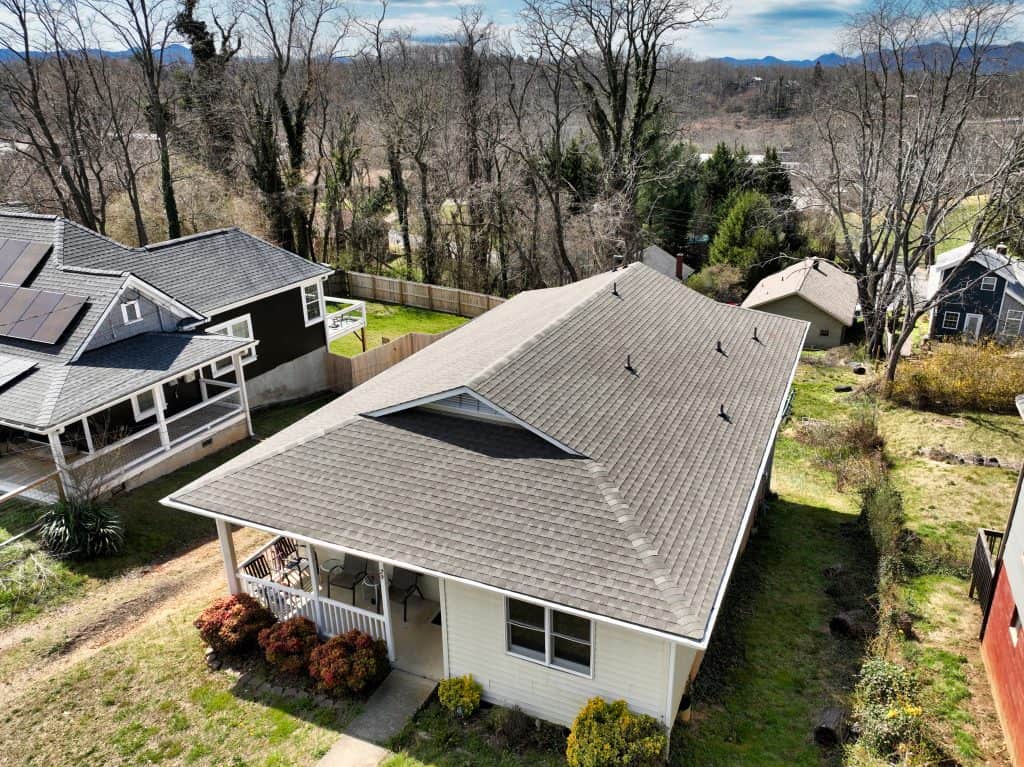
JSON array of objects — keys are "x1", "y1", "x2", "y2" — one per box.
[
  {"x1": 0, "y1": 394, "x2": 333, "y2": 628},
  {"x1": 328, "y1": 302, "x2": 469, "y2": 357}
]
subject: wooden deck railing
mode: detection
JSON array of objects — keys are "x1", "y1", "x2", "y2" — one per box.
[{"x1": 969, "y1": 527, "x2": 1004, "y2": 611}]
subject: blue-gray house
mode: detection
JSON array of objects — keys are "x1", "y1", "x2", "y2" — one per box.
[{"x1": 926, "y1": 243, "x2": 1024, "y2": 341}]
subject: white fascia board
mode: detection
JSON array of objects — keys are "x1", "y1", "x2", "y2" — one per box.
[
  {"x1": 159, "y1": 494, "x2": 703, "y2": 650},
  {"x1": 363, "y1": 386, "x2": 583, "y2": 456},
  {"x1": 206, "y1": 274, "x2": 330, "y2": 318},
  {"x1": 693, "y1": 321, "x2": 809, "y2": 650}
]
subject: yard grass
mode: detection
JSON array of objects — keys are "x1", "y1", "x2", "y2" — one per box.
[
  {"x1": 0, "y1": 595, "x2": 354, "y2": 767},
  {"x1": 328, "y1": 301, "x2": 469, "y2": 357},
  {"x1": 0, "y1": 394, "x2": 334, "y2": 629}
]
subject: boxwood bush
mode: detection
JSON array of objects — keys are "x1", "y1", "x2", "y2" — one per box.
[
  {"x1": 194, "y1": 593, "x2": 276, "y2": 654},
  {"x1": 566, "y1": 697, "x2": 666, "y2": 767}
]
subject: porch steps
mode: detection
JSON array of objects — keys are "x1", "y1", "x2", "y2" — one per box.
[{"x1": 317, "y1": 670, "x2": 436, "y2": 767}]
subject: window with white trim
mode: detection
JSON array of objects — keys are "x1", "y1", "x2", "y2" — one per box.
[
  {"x1": 1005, "y1": 310, "x2": 1024, "y2": 337},
  {"x1": 981, "y1": 276, "x2": 998, "y2": 292},
  {"x1": 121, "y1": 300, "x2": 143, "y2": 325},
  {"x1": 207, "y1": 314, "x2": 256, "y2": 376},
  {"x1": 506, "y1": 598, "x2": 593, "y2": 676},
  {"x1": 942, "y1": 311, "x2": 960, "y2": 330},
  {"x1": 1011, "y1": 608, "x2": 1021, "y2": 647},
  {"x1": 302, "y1": 282, "x2": 324, "y2": 326},
  {"x1": 819, "y1": 328, "x2": 830, "y2": 337},
  {"x1": 131, "y1": 388, "x2": 160, "y2": 421}
]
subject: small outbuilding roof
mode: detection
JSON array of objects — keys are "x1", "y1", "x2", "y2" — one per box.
[
  {"x1": 168, "y1": 264, "x2": 807, "y2": 644},
  {"x1": 742, "y1": 258, "x2": 859, "y2": 326}
]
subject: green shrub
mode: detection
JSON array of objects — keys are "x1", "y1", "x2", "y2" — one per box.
[
  {"x1": 566, "y1": 697, "x2": 666, "y2": 767},
  {"x1": 860, "y1": 480, "x2": 907, "y2": 582},
  {"x1": 887, "y1": 341, "x2": 1024, "y2": 413},
  {"x1": 194, "y1": 594, "x2": 276, "y2": 654},
  {"x1": 687, "y1": 264, "x2": 746, "y2": 303},
  {"x1": 852, "y1": 660, "x2": 924, "y2": 757},
  {"x1": 258, "y1": 616, "x2": 320, "y2": 674},
  {"x1": 438, "y1": 674, "x2": 482, "y2": 718},
  {"x1": 308, "y1": 629, "x2": 390, "y2": 695},
  {"x1": 38, "y1": 500, "x2": 123, "y2": 559}
]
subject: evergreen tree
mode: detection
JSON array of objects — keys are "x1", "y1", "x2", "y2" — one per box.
[
  {"x1": 708, "y1": 189, "x2": 783, "y2": 286},
  {"x1": 637, "y1": 141, "x2": 700, "y2": 257}
]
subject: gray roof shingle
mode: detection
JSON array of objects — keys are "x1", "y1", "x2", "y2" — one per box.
[{"x1": 170, "y1": 264, "x2": 808, "y2": 642}]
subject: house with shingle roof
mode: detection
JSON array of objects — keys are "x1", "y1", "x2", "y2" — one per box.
[
  {"x1": 163, "y1": 263, "x2": 807, "y2": 728},
  {"x1": 742, "y1": 258, "x2": 859, "y2": 348},
  {"x1": 0, "y1": 211, "x2": 331, "y2": 503}
]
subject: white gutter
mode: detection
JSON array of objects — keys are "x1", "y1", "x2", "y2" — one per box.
[{"x1": 160, "y1": 494, "x2": 705, "y2": 650}]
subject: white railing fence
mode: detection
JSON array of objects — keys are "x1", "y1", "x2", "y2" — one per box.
[
  {"x1": 238, "y1": 571, "x2": 388, "y2": 643},
  {"x1": 325, "y1": 297, "x2": 367, "y2": 342}
]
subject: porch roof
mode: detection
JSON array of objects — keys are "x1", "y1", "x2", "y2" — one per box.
[{"x1": 0, "y1": 332, "x2": 252, "y2": 431}]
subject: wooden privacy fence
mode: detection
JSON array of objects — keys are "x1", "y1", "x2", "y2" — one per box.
[
  {"x1": 338, "y1": 271, "x2": 505, "y2": 318},
  {"x1": 327, "y1": 330, "x2": 454, "y2": 392}
]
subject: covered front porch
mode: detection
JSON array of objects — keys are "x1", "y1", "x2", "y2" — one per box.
[{"x1": 224, "y1": 528, "x2": 444, "y2": 681}]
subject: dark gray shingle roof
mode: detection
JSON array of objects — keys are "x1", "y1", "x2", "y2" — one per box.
[{"x1": 171, "y1": 264, "x2": 807, "y2": 642}]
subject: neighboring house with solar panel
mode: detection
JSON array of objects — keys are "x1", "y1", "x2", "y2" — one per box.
[
  {"x1": 163, "y1": 263, "x2": 808, "y2": 729},
  {"x1": 0, "y1": 210, "x2": 331, "y2": 503}
]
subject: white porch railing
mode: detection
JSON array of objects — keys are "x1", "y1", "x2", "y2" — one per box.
[
  {"x1": 324, "y1": 297, "x2": 367, "y2": 342},
  {"x1": 238, "y1": 573, "x2": 388, "y2": 642}
]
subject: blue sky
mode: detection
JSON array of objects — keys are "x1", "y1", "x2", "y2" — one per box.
[{"x1": 361, "y1": 0, "x2": 856, "y2": 60}]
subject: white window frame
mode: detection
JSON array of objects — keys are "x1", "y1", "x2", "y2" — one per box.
[
  {"x1": 121, "y1": 300, "x2": 143, "y2": 325},
  {"x1": 1005, "y1": 310, "x2": 1024, "y2": 337},
  {"x1": 942, "y1": 311, "x2": 960, "y2": 330},
  {"x1": 505, "y1": 597, "x2": 594, "y2": 678},
  {"x1": 130, "y1": 387, "x2": 161, "y2": 422},
  {"x1": 981, "y1": 276, "x2": 998, "y2": 292},
  {"x1": 302, "y1": 280, "x2": 325, "y2": 327},
  {"x1": 207, "y1": 313, "x2": 256, "y2": 377}
]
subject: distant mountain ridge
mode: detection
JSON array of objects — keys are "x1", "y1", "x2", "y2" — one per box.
[
  {"x1": 0, "y1": 43, "x2": 193, "y2": 64},
  {"x1": 713, "y1": 41, "x2": 1024, "y2": 71}
]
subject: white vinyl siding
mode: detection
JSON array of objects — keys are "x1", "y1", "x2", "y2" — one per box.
[{"x1": 443, "y1": 579, "x2": 693, "y2": 726}]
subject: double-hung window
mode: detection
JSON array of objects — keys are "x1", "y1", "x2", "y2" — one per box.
[
  {"x1": 942, "y1": 311, "x2": 960, "y2": 330},
  {"x1": 981, "y1": 276, "x2": 998, "y2": 292},
  {"x1": 302, "y1": 281, "x2": 324, "y2": 326},
  {"x1": 207, "y1": 314, "x2": 256, "y2": 376},
  {"x1": 506, "y1": 597, "x2": 593, "y2": 676},
  {"x1": 1005, "y1": 310, "x2": 1024, "y2": 337}
]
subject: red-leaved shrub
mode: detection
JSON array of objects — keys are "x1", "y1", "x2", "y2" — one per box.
[
  {"x1": 258, "y1": 616, "x2": 320, "y2": 674},
  {"x1": 194, "y1": 594, "x2": 276, "y2": 654},
  {"x1": 308, "y1": 629, "x2": 390, "y2": 695}
]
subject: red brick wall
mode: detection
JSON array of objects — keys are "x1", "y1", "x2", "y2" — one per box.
[{"x1": 982, "y1": 567, "x2": 1024, "y2": 766}]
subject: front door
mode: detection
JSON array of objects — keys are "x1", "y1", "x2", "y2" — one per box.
[{"x1": 964, "y1": 313, "x2": 984, "y2": 340}]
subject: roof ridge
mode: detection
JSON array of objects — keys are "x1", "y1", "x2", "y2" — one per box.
[
  {"x1": 585, "y1": 460, "x2": 699, "y2": 633},
  {"x1": 467, "y1": 267, "x2": 626, "y2": 392},
  {"x1": 0, "y1": 211, "x2": 57, "y2": 221},
  {"x1": 144, "y1": 227, "x2": 240, "y2": 250}
]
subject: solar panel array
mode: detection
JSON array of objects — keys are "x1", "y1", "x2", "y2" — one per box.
[
  {"x1": 0, "y1": 285, "x2": 87, "y2": 344},
  {"x1": 0, "y1": 353, "x2": 36, "y2": 388},
  {"x1": 0, "y1": 238, "x2": 50, "y2": 286},
  {"x1": 0, "y1": 238, "x2": 89, "y2": 345}
]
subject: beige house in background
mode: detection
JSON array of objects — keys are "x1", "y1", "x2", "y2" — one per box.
[{"x1": 742, "y1": 258, "x2": 858, "y2": 348}]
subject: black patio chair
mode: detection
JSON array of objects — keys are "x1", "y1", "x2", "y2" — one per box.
[
  {"x1": 243, "y1": 554, "x2": 272, "y2": 580},
  {"x1": 389, "y1": 567, "x2": 425, "y2": 622},
  {"x1": 272, "y1": 537, "x2": 309, "y2": 586},
  {"x1": 325, "y1": 555, "x2": 369, "y2": 603}
]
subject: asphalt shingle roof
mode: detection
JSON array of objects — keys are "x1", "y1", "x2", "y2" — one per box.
[
  {"x1": 171, "y1": 264, "x2": 808, "y2": 642},
  {"x1": 742, "y1": 258, "x2": 859, "y2": 326}
]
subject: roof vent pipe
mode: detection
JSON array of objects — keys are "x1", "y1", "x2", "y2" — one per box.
[{"x1": 625, "y1": 354, "x2": 635, "y2": 374}]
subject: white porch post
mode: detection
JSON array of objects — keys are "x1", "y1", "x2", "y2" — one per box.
[
  {"x1": 378, "y1": 561, "x2": 397, "y2": 662},
  {"x1": 215, "y1": 519, "x2": 240, "y2": 595},
  {"x1": 153, "y1": 385, "x2": 170, "y2": 449},
  {"x1": 47, "y1": 429, "x2": 71, "y2": 499},
  {"x1": 80, "y1": 416, "x2": 94, "y2": 453},
  {"x1": 232, "y1": 351, "x2": 254, "y2": 437},
  {"x1": 306, "y1": 543, "x2": 324, "y2": 628}
]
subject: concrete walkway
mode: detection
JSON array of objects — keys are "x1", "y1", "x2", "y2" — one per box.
[{"x1": 316, "y1": 670, "x2": 437, "y2": 767}]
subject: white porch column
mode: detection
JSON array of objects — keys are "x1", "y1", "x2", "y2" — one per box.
[
  {"x1": 306, "y1": 543, "x2": 325, "y2": 628},
  {"x1": 232, "y1": 351, "x2": 254, "y2": 437},
  {"x1": 80, "y1": 416, "x2": 94, "y2": 453},
  {"x1": 153, "y1": 385, "x2": 170, "y2": 449},
  {"x1": 47, "y1": 429, "x2": 71, "y2": 499},
  {"x1": 216, "y1": 519, "x2": 240, "y2": 595},
  {"x1": 378, "y1": 561, "x2": 397, "y2": 662}
]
